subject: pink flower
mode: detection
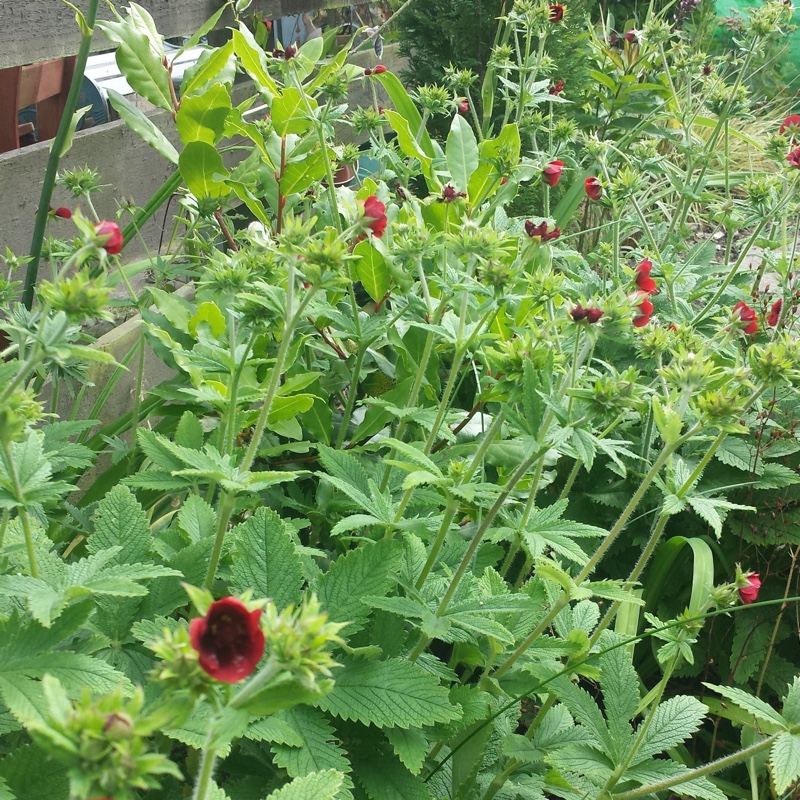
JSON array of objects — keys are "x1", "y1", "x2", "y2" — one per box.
[
  {"x1": 738, "y1": 573, "x2": 761, "y2": 604},
  {"x1": 734, "y1": 300, "x2": 758, "y2": 335},
  {"x1": 635, "y1": 258, "x2": 658, "y2": 294},
  {"x1": 95, "y1": 220, "x2": 123, "y2": 255},
  {"x1": 542, "y1": 160, "x2": 565, "y2": 188},
  {"x1": 780, "y1": 114, "x2": 800, "y2": 135},
  {"x1": 189, "y1": 597, "x2": 265, "y2": 683},
  {"x1": 457, "y1": 98, "x2": 469, "y2": 114},
  {"x1": 524, "y1": 219, "x2": 560, "y2": 242},
  {"x1": 362, "y1": 195, "x2": 387, "y2": 237},
  {"x1": 767, "y1": 298, "x2": 782, "y2": 327},
  {"x1": 584, "y1": 176, "x2": 602, "y2": 200}
]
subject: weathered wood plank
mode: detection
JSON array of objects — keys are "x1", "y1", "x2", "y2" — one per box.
[{"x1": 0, "y1": 0, "x2": 346, "y2": 69}]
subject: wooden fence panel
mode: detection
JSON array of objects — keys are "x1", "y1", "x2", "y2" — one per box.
[{"x1": 0, "y1": 0, "x2": 346, "y2": 69}]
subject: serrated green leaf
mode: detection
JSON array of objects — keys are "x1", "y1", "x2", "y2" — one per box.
[
  {"x1": 315, "y1": 658, "x2": 460, "y2": 728},
  {"x1": 705, "y1": 684, "x2": 787, "y2": 729},
  {"x1": 266, "y1": 769, "x2": 345, "y2": 800},
  {"x1": 354, "y1": 749, "x2": 432, "y2": 800},
  {"x1": 271, "y1": 706, "x2": 351, "y2": 778},
  {"x1": 633, "y1": 695, "x2": 708, "y2": 763},
  {"x1": 771, "y1": 731, "x2": 800, "y2": 793},
  {"x1": 317, "y1": 445, "x2": 371, "y2": 496},
  {"x1": 384, "y1": 727, "x2": 428, "y2": 775},
  {"x1": 316, "y1": 540, "x2": 402, "y2": 636},
  {"x1": 230, "y1": 508, "x2": 303, "y2": 610},
  {"x1": 90, "y1": 485, "x2": 151, "y2": 563},
  {"x1": 177, "y1": 494, "x2": 216, "y2": 543}
]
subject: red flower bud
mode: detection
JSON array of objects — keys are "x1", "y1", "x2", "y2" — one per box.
[
  {"x1": 189, "y1": 597, "x2": 265, "y2": 683},
  {"x1": 734, "y1": 300, "x2": 758, "y2": 335},
  {"x1": 542, "y1": 159, "x2": 565, "y2": 188},
  {"x1": 95, "y1": 220, "x2": 123, "y2": 255},
  {"x1": 780, "y1": 114, "x2": 800, "y2": 135},
  {"x1": 440, "y1": 185, "x2": 466, "y2": 203},
  {"x1": 364, "y1": 67, "x2": 372, "y2": 76},
  {"x1": 549, "y1": 3, "x2": 565, "y2": 22},
  {"x1": 768, "y1": 298, "x2": 783, "y2": 327},
  {"x1": 53, "y1": 206, "x2": 72, "y2": 219},
  {"x1": 584, "y1": 176, "x2": 602, "y2": 200},
  {"x1": 571, "y1": 304, "x2": 603, "y2": 323},
  {"x1": 458, "y1": 98, "x2": 469, "y2": 115},
  {"x1": 625, "y1": 29, "x2": 637, "y2": 43},
  {"x1": 362, "y1": 195, "x2": 387, "y2": 237},
  {"x1": 738, "y1": 573, "x2": 761, "y2": 604},
  {"x1": 632, "y1": 293, "x2": 654, "y2": 327},
  {"x1": 373, "y1": 64, "x2": 387, "y2": 74},
  {"x1": 549, "y1": 80, "x2": 564, "y2": 96}
]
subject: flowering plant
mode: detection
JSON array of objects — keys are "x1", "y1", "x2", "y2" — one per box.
[{"x1": 0, "y1": 2, "x2": 799, "y2": 800}]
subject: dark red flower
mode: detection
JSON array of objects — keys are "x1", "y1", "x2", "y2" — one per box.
[
  {"x1": 364, "y1": 67, "x2": 372, "y2": 76},
  {"x1": 635, "y1": 258, "x2": 658, "y2": 294},
  {"x1": 786, "y1": 147, "x2": 800, "y2": 168},
  {"x1": 738, "y1": 573, "x2": 761, "y2": 604},
  {"x1": 95, "y1": 221, "x2": 123, "y2": 255},
  {"x1": 584, "y1": 176, "x2": 602, "y2": 200},
  {"x1": 52, "y1": 206, "x2": 72, "y2": 219},
  {"x1": 549, "y1": 80, "x2": 564, "y2": 95},
  {"x1": 702, "y1": 63, "x2": 713, "y2": 76},
  {"x1": 734, "y1": 300, "x2": 758, "y2": 335},
  {"x1": 549, "y1": 3, "x2": 565, "y2": 22},
  {"x1": 625, "y1": 30, "x2": 637, "y2": 43},
  {"x1": 524, "y1": 219, "x2": 560, "y2": 241},
  {"x1": 633, "y1": 294, "x2": 654, "y2": 327},
  {"x1": 780, "y1": 114, "x2": 800, "y2": 135},
  {"x1": 571, "y1": 304, "x2": 603, "y2": 323},
  {"x1": 768, "y1": 298, "x2": 783, "y2": 327},
  {"x1": 284, "y1": 45, "x2": 296, "y2": 58},
  {"x1": 542, "y1": 160, "x2": 565, "y2": 188},
  {"x1": 440, "y1": 185, "x2": 466, "y2": 203},
  {"x1": 373, "y1": 64, "x2": 387, "y2": 74},
  {"x1": 362, "y1": 195, "x2": 387, "y2": 237},
  {"x1": 457, "y1": 98, "x2": 469, "y2": 115},
  {"x1": 189, "y1": 597, "x2": 265, "y2": 683}
]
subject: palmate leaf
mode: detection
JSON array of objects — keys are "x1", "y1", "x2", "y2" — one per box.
[{"x1": 315, "y1": 658, "x2": 460, "y2": 728}]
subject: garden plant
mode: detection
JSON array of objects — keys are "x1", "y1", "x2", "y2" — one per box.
[{"x1": 2, "y1": 1, "x2": 800, "y2": 799}]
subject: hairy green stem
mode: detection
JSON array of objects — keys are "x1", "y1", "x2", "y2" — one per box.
[
  {"x1": 336, "y1": 347, "x2": 367, "y2": 449},
  {"x1": 0, "y1": 441, "x2": 38, "y2": 579},
  {"x1": 612, "y1": 722, "x2": 800, "y2": 800}
]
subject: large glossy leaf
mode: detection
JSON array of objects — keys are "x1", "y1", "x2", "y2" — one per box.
[
  {"x1": 181, "y1": 41, "x2": 236, "y2": 98},
  {"x1": 176, "y1": 83, "x2": 231, "y2": 146},
  {"x1": 107, "y1": 89, "x2": 179, "y2": 164},
  {"x1": 179, "y1": 141, "x2": 230, "y2": 199},
  {"x1": 353, "y1": 239, "x2": 390, "y2": 303},
  {"x1": 98, "y1": 19, "x2": 173, "y2": 112},
  {"x1": 446, "y1": 114, "x2": 479, "y2": 193},
  {"x1": 272, "y1": 88, "x2": 316, "y2": 136},
  {"x1": 374, "y1": 71, "x2": 434, "y2": 158},
  {"x1": 232, "y1": 24, "x2": 280, "y2": 98}
]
